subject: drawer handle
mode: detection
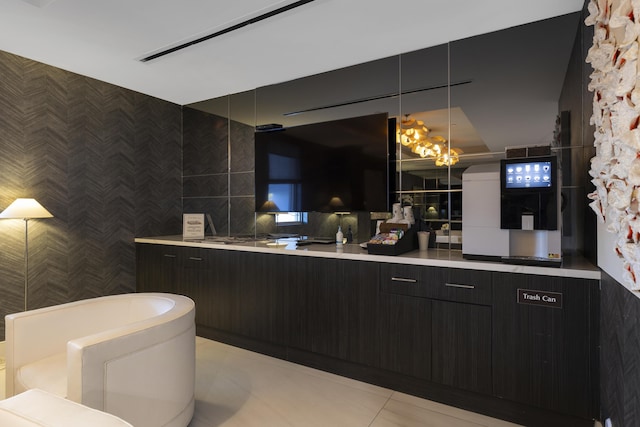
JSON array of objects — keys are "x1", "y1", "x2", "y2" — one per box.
[
  {"x1": 391, "y1": 277, "x2": 417, "y2": 283},
  {"x1": 163, "y1": 254, "x2": 177, "y2": 258},
  {"x1": 445, "y1": 283, "x2": 475, "y2": 289},
  {"x1": 188, "y1": 257, "x2": 203, "y2": 261}
]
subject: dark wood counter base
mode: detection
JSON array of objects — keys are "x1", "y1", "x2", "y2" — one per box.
[
  {"x1": 197, "y1": 325, "x2": 594, "y2": 427},
  {"x1": 138, "y1": 243, "x2": 599, "y2": 427}
]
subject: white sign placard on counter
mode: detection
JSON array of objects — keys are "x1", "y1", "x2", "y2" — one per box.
[{"x1": 183, "y1": 213, "x2": 205, "y2": 240}]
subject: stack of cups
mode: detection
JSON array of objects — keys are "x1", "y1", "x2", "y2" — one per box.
[{"x1": 417, "y1": 231, "x2": 430, "y2": 251}]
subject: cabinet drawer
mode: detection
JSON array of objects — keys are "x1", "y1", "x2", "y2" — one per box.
[
  {"x1": 139, "y1": 244, "x2": 180, "y2": 263},
  {"x1": 435, "y1": 269, "x2": 492, "y2": 305},
  {"x1": 380, "y1": 264, "x2": 492, "y2": 305},
  {"x1": 181, "y1": 248, "x2": 211, "y2": 266},
  {"x1": 380, "y1": 264, "x2": 445, "y2": 299},
  {"x1": 147, "y1": 245, "x2": 211, "y2": 265}
]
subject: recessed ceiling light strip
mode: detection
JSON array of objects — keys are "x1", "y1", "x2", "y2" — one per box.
[
  {"x1": 141, "y1": 0, "x2": 316, "y2": 62},
  {"x1": 282, "y1": 79, "x2": 472, "y2": 116}
]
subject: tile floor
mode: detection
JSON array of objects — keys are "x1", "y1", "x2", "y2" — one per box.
[
  {"x1": 190, "y1": 337, "x2": 521, "y2": 427},
  {"x1": 4, "y1": 336, "x2": 590, "y2": 426}
]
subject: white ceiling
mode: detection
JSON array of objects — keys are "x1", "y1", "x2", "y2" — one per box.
[{"x1": 0, "y1": 0, "x2": 585, "y2": 105}]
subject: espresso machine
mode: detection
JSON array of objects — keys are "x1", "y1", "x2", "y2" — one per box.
[{"x1": 462, "y1": 157, "x2": 562, "y2": 266}]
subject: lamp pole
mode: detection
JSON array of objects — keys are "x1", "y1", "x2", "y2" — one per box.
[
  {"x1": 0, "y1": 198, "x2": 53, "y2": 311},
  {"x1": 23, "y1": 218, "x2": 29, "y2": 311}
]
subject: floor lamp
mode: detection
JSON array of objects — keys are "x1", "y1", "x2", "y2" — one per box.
[{"x1": 0, "y1": 198, "x2": 53, "y2": 311}]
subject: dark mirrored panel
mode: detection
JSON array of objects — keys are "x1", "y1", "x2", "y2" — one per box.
[
  {"x1": 255, "y1": 56, "x2": 400, "y2": 128},
  {"x1": 449, "y1": 13, "x2": 580, "y2": 162},
  {"x1": 397, "y1": 44, "x2": 451, "y2": 230},
  {"x1": 182, "y1": 13, "x2": 582, "y2": 243},
  {"x1": 230, "y1": 90, "x2": 257, "y2": 235},
  {"x1": 182, "y1": 95, "x2": 230, "y2": 234}
]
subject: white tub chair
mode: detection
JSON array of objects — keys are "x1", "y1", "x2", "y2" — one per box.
[
  {"x1": 0, "y1": 389, "x2": 133, "y2": 426},
  {"x1": 5, "y1": 293, "x2": 196, "y2": 427}
]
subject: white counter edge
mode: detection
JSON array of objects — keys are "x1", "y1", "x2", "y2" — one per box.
[{"x1": 135, "y1": 236, "x2": 601, "y2": 280}]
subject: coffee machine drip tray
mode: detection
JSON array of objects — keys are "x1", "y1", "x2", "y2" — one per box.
[{"x1": 501, "y1": 255, "x2": 562, "y2": 268}]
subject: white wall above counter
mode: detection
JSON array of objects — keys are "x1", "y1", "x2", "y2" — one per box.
[{"x1": 135, "y1": 235, "x2": 600, "y2": 280}]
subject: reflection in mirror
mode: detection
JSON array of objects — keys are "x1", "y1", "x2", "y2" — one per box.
[
  {"x1": 395, "y1": 13, "x2": 581, "y2": 246},
  {"x1": 449, "y1": 12, "x2": 580, "y2": 250},
  {"x1": 188, "y1": 95, "x2": 229, "y2": 118},
  {"x1": 398, "y1": 44, "x2": 452, "y2": 237},
  {"x1": 182, "y1": 13, "x2": 582, "y2": 246},
  {"x1": 229, "y1": 90, "x2": 256, "y2": 235},
  {"x1": 398, "y1": 44, "x2": 450, "y2": 163},
  {"x1": 256, "y1": 56, "x2": 400, "y2": 128},
  {"x1": 184, "y1": 91, "x2": 257, "y2": 236},
  {"x1": 252, "y1": 56, "x2": 400, "y2": 241},
  {"x1": 182, "y1": 95, "x2": 231, "y2": 234},
  {"x1": 449, "y1": 12, "x2": 579, "y2": 160}
]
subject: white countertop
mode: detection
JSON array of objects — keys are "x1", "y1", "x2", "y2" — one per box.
[{"x1": 135, "y1": 235, "x2": 601, "y2": 280}]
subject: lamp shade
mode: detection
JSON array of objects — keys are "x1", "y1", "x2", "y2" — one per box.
[
  {"x1": 260, "y1": 200, "x2": 280, "y2": 212},
  {"x1": 0, "y1": 198, "x2": 53, "y2": 219}
]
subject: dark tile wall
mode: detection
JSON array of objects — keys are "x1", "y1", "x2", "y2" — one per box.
[
  {"x1": 0, "y1": 50, "x2": 183, "y2": 337},
  {"x1": 600, "y1": 271, "x2": 640, "y2": 426}
]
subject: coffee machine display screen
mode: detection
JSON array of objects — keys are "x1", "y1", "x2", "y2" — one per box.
[{"x1": 503, "y1": 160, "x2": 553, "y2": 189}]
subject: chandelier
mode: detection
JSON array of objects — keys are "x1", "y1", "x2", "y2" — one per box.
[{"x1": 398, "y1": 115, "x2": 461, "y2": 166}]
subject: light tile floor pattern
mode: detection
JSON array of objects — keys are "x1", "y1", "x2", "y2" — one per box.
[
  {"x1": 0, "y1": 337, "x2": 562, "y2": 426},
  {"x1": 190, "y1": 337, "x2": 522, "y2": 427}
]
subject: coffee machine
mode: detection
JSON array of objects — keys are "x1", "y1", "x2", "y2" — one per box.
[
  {"x1": 462, "y1": 163, "x2": 509, "y2": 259},
  {"x1": 462, "y1": 157, "x2": 562, "y2": 266}
]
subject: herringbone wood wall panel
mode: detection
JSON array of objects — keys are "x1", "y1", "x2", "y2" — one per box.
[
  {"x1": 600, "y1": 271, "x2": 640, "y2": 426},
  {"x1": 0, "y1": 51, "x2": 182, "y2": 337}
]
